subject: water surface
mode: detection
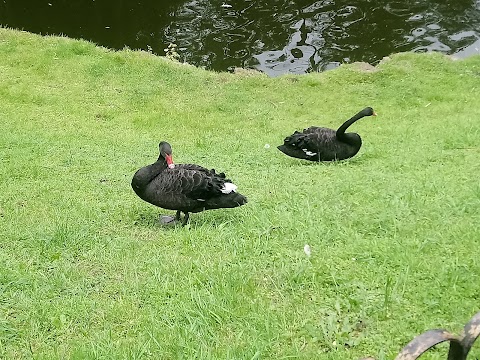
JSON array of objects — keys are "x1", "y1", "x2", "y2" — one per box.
[{"x1": 1, "y1": 0, "x2": 479, "y2": 76}]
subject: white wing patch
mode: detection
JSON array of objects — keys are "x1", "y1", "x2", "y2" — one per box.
[
  {"x1": 221, "y1": 182, "x2": 237, "y2": 194},
  {"x1": 302, "y1": 148, "x2": 317, "y2": 156}
]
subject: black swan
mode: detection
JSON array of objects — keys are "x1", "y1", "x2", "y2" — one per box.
[
  {"x1": 277, "y1": 107, "x2": 377, "y2": 161},
  {"x1": 131, "y1": 141, "x2": 247, "y2": 226}
]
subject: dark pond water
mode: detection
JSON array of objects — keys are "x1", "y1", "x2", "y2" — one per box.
[{"x1": 1, "y1": 0, "x2": 480, "y2": 76}]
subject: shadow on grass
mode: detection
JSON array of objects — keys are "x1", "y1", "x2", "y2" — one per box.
[
  {"x1": 280, "y1": 155, "x2": 368, "y2": 167},
  {"x1": 129, "y1": 208, "x2": 246, "y2": 230}
]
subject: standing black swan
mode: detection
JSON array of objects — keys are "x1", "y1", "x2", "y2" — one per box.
[
  {"x1": 131, "y1": 141, "x2": 247, "y2": 226},
  {"x1": 277, "y1": 107, "x2": 377, "y2": 161}
]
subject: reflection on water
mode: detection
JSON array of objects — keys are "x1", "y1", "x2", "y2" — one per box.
[
  {"x1": 166, "y1": 0, "x2": 480, "y2": 76},
  {"x1": 1, "y1": 0, "x2": 479, "y2": 76}
]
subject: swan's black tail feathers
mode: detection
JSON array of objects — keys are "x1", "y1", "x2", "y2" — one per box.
[
  {"x1": 277, "y1": 144, "x2": 289, "y2": 154},
  {"x1": 204, "y1": 192, "x2": 247, "y2": 210},
  {"x1": 232, "y1": 192, "x2": 248, "y2": 206}
]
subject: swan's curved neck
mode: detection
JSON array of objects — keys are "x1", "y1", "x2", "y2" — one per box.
[
  {"x1": 132, "y1": 157, "x2": 167, "y2": 191},
  {"x1": 148, "y1": 158, "x2": 168, "y2": 179},
  {"x1": 336, "y1": 111, "x2": 365, "y2": 140}
]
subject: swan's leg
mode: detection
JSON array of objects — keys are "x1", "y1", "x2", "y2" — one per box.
[
  {"x1": 182, "y1": 212, "x2": 190, "y2": 226},
  {"x1": 175, "y1": 210, "x2": 182, "y2": 221}
]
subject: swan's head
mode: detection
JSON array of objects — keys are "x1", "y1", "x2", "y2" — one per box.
[
  {"x1": 363, "y1": 107, "x2": 377, "y2": 117},
  {"x1": 159, "y1": 141, "x2": 175, "y2": 169}
]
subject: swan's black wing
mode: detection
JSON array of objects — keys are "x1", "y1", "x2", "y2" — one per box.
[
  {"x1": 176, "y1": 164, "x2": 227, "y2": 180},
  {"x1": 159, "y1": 167, "x2": 232, "y2": 201},
  {"x1": 301, "y1": 126, "x2": 324, "y2": 134},
  {"x1": 283, "y1": 127, "x2": 338, "y2": 157}
]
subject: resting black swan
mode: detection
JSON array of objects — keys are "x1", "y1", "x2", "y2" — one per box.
[
  {"x1": 131, "y1": 141, "x2": 247, "y2": 226},
  {"x1": 277, "y1": 107, "x2": 377, "y2": 161}
]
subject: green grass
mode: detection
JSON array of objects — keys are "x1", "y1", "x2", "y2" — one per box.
[{"x1": 1, "y1": 27, "x2": 479, "y2": 359}]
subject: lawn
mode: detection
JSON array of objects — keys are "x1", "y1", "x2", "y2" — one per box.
[{"x1": 0, "y1": 28, "x2": 479, "y2": 359}]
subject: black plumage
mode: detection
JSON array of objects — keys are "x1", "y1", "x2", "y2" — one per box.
[
  {"x1": 277, "y1": 107, "x2": 377, "y2": 161},
  {"x1": 132, "y1": 141, "x2": 247, "y2": 225}
]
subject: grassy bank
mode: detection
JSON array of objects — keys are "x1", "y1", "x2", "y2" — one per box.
[{"x1": 0, "y1": 27, "x2": 479, "y2": 359}]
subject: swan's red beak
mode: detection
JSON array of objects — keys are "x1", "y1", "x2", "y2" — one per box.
[{"x1": 166, "y1": 154, "x2": 175, "y2": 169}]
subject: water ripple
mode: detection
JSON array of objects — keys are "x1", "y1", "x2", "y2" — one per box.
[
  {"x1": 163, "y1": 0, "x2": 480, "y2": 76},
  {"x1": 1, "y1": 0, "x2": 479, "y2": 76}
]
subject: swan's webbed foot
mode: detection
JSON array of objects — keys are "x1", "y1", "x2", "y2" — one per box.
[
  {"x1": 162, "y1": 210, "x2": 189, "y2": 227},
  {"x1": 159, "y1": 214, "x2": 177, "y2": 226}
]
